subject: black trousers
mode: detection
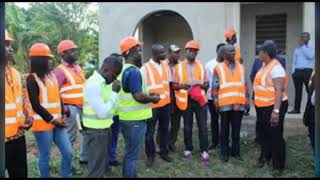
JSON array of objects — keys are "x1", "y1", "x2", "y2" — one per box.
[
  {"x1": 220, "y1": 110, "x2": 243, "y2": 157},
  {"x1": 256, "y1": 100, "x2": 288, "y2": 170},
  {"x1": 168, "y1": 103, "x2": 183, "y2": 148},
  {"x1": 208, "y1": 100, "x2": 220, "y2": 146},
  {"x1": 5, "y1": 135, "x2": 28, "y2": 178},
  {"x1": 292, "y1": 69, "x2": 313, "y2": 111},
  {"x1": 183, "y1": 99, "x2": 208, "y2": 152},
  {"x1": 254, "y1": 106, "x2": 261, "y2": 144},
  {"x1": 304, "y1": 95, "x2": 315, "y2": 154},
  {"x1": 145, "y1": 104, "x2": 170, "y2": 158}
]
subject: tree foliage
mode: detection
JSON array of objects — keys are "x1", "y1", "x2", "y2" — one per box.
[{"x1": 5, "y1": 2, "x2": 98, "y2": 75}]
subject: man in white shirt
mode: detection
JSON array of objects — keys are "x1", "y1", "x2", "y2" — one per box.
[
  {"x1": 83, "y1": 55, "x2": 123, "y2": 177},
  {"x1": 206, "y1": 43, "x2": 225, "y2": 150}
]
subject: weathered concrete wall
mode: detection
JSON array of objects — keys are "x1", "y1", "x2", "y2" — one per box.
[{"x1": 99, "y1": 2, "x2": 240, "y2": 65}]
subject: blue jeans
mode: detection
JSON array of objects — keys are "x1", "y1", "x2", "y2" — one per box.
[
  {"x1": 108, "y1": 116, "x2": 120, "y2": 162},
  {"x1": 33, "y1": 128, "x2": 73, "y2": 177},
  {"x1": 120, "y1": 120, "x2": 147, "y2": 178}
]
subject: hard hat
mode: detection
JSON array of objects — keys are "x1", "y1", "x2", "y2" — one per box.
[
  {"x1": 185, "y1": 40, "x2": 200, "y2": 50},
  {"x1": 119, "y1": 36, "x2": 142, "y2": 54},
  {"x1": 224, "y1": 28, "x2": 237, "y2": 39},
  {"x1": 5, "y1": 29, "x2": 14, "y2": 41},
  {"x1": 29, "y1": 43, "x2": 53, "y2": 58},
  {"x1": 57, "y1": 40, "x2": 78, "y2": 54}
]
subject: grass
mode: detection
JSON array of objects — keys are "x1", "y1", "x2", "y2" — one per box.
[{"x1": 23, "y1": 127, "x2": 314, "y2": 178}]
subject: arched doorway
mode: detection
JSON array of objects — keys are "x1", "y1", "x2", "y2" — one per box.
[{"x1": 133, "y1": 10, "x2": 193, "y2": 62}]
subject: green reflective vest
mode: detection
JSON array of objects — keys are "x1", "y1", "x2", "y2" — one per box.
[
  {"x1": 83, "y1": 71, "x2": 114, "y2": 129},
  {"x1": 118, "y1": 63, "x2": 152, "y2": 121}
]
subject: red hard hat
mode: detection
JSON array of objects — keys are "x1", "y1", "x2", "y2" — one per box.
[
  {"x1": 224, "y1": 28, "x2": 237, "y2": 39},
  {"x1": 185, "y1": 40, "x2": 200, "y2": 50},
  {"x1": 119, "y1": 36, "x2": 142, "y2": 54},
  {"x1": 29, "y1": 43, "x2": 53, "y2": 57},
  {"x1": 57, "y1": 40, "x2": 78, "y2": 54},
  {"x1": 5, "y1": 30, "x2": 14, "y2": 41}
]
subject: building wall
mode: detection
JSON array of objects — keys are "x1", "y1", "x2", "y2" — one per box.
[
  {"x1": 99, "y1": 2, "x2": 240, "y2": 65},
  {"x1": 240, "y1": 3, "x2": 304, "y2": 107},
  {"x1": 139, "y1": 12, "x2": 193, "y2": 61}
]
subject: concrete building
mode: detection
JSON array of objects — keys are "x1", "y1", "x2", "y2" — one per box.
[{"x1": 99, "y1": 2, "x2": 315, "y2": 108}]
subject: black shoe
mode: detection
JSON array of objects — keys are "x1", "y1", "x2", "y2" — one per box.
[
  {"x1": 257, "y1": 157, "x2": 265, "y2": 168},
  {"x1": 288, "y1": 110, "x2": 300, "y2": 114},
  {"x1": 146, "y1": 157, "x2": 154, "y2": 168},
  {"x1": 220, "y1": 155, "x2": 229, "y2": 162},
  {"x1": 232, "y1": 155, "x2": 243, "y2": 161},
  {"x1": 168, "y1": 144, "x2": 176, "y2": 153},
  {"x1": 244, "y1": 111, "x2": 250, "y2": 116},
  {"x1": 79, "y1": 160, "x2": 88, "y2": 165},
  {"x1": 109, "y1": 160, "x2": 121, "y2": 166},
  {"x1": 160, "y1": 155, "x2": 173, "y2": 163}
]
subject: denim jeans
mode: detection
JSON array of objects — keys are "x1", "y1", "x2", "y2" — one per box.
[
  {"x1": 33, "y1": 127, "x2": 73, "y2": 177},
  {"x1": 120, "y1": 120, "x2": 147, "y2": 178},
  {"x1": 108, "y1": 115, "x2": 120, "y2": 162}
]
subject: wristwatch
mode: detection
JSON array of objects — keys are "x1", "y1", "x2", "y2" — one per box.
[{"x1": 273, "y1": 109, "x2": 280, "y2": 114}]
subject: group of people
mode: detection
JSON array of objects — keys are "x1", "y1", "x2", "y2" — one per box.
[{"x1": 4, "y1": 27, "x2": 315, "y2": 178}]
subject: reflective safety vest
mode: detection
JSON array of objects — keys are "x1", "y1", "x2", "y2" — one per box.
[
  {"x1": 253, "y1": 59, "x2": 288, "y2": 107},
  {"x1": 215, "y1": 62, "x2": 247, "y2": 107},
  {"x1": 5, "y1": 66, "x2": 23, "y2": 138},
  {"x1": 57, "y1": 63, "x2": 85, "y2": 105},
  {"x1": 142, "y1": 60, "x2": 170, "y2": 109},
  {"x1": 174, "y1": 59, "x2": 207, "y2": 111},
  {"x1": 118, "y1": 63, "x2": 152, "y2": 121},
  {"x1": 30, "y1": 73, "x2": 62, "y2": 132},
  {"x1": 83, "y1": 71, "x2": 114, "y2": 129}
]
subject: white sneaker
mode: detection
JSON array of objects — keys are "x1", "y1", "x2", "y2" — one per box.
[
  {"x1": 201, "y1": 151, "x2": 209, "y2": 159},
  {"x1": 201, "y1": 151, "x2": 209, "y2": 165},
  {"x1": 183, "y1": 150, "x2": 192, "y2": 160}
]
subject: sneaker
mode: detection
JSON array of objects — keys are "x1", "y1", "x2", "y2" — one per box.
[
  {"x1": 183, "y1": 150, "x2": 192, "y2": 160},
  {"x1": 200, "y1": 151, "x2": 209, "y2": 165}
]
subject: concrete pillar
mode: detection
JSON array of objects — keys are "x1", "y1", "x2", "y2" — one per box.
[
  {"x1": 303, "y1": 2, "x2": 315, "y2": 46},
  {"x1": 224, "y1": 2, "x2": 241, "y2": 46}
]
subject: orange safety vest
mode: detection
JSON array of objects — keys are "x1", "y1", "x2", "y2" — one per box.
[
  {"x1": 174, "y1": 59, "x2": 207, "y2": 111},
  {"x1": 5, "y1": 66, "x2": 23, "y2": 138},
  {"x1": 215, "y1": 62, "x2": 247, "y2": 107},
  {"x1": 57, "y1": 64, "x2": 85, "y2": 105},
  {"x1": 142, "y1": 60, "x2": 170, "y2": 108},
  {"x1": 253, "y1": 59, "x2": 288, "y2": 107},
  {"x1": 234, "y1": 45, "x2": 241, "y2": 63},
  {"x1": 30, "y1": 73, "x2": 63, "y2": 132}
]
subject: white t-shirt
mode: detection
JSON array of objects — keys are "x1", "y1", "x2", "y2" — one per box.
[
  {"x1": 205, "y1": 58, "x2": 218, "y2": 100},
  {"x1": 270, "y1": 64, "x2": 286, "y2": 79},
  {"x1": 262, "y1": 63, "x2": 286, "y2": 85}
]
